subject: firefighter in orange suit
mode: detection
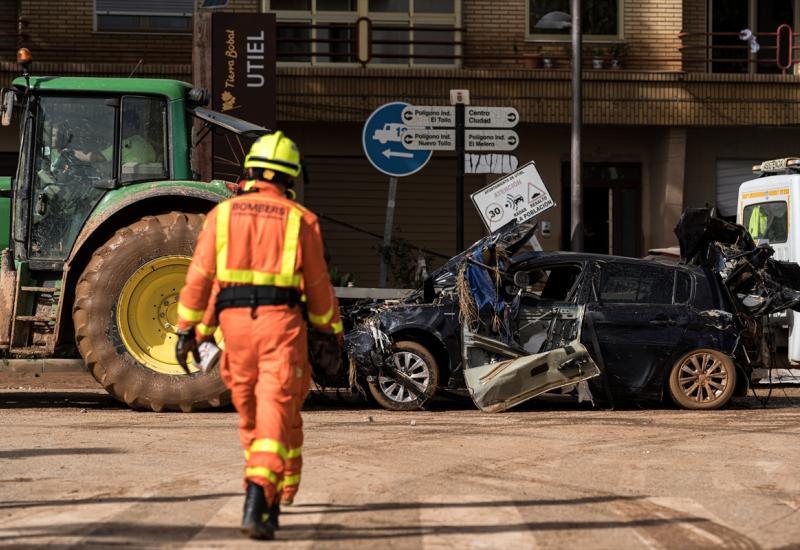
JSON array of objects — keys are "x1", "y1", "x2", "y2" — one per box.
[{"x1": 174, "y1": 131, "x2": 343, "y2": 540}]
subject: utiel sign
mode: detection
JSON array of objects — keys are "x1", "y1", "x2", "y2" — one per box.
[{"x1": 211, "y1": 12, "x2": 276, "y2": 180}]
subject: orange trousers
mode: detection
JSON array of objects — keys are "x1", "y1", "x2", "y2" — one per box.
[{"x1": 218, "y1": 304, "x2": 311, "y2": 505}]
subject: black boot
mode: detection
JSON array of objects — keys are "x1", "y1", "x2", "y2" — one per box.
[
  {"x1": 241, "y1": 481, "x2": 275, "y2": 540},
  {"x1": 268, "y1": 499, "x2": 281, "y2": 531}
]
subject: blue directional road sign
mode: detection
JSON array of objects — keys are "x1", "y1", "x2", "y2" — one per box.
[{"x1": 362, "y1": 102, "x2": 432, "y2": 177}]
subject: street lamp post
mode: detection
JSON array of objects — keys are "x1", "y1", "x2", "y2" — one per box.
[{"x1": 570, "y1": 0, "x2": 583, "y2": 252}]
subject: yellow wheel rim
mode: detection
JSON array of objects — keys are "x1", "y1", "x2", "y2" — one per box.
[{"x1": 116, "y1": 255, "x2": 207, "y2": 375}]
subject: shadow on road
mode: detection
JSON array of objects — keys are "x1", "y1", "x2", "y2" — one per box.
[
  {"x1": 288, "y1": 494, "x2": 645, "y2": 514},
  {"x1": 0, "y1": 392, "x2": 128, "y2": 410},
  {"x1": 0, "y1": 492, "x2": 240, "y2": 511},
  {"x1": 0, "y1": 495, "x2": 711, "y2": 545},
  {"x1": 0, "y1": 447, "x2": 124, "y2": 460},
  {"x1": 1, "y1": 386, "x2": 796, "y2": 413},
  {"x1": 274, "y1": 516, "x2": 710, "y2": 541}
]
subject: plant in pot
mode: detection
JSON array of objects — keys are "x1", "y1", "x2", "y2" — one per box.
[
  {"x1": 521, "y1": 46, "x2": 543, "y2": 69},
  {"x1": 609, "y1": 42, "x2": 629, "y2": 69},
  {"x1": 591, "y1": 47, "x2": 606, "y2": 69}
]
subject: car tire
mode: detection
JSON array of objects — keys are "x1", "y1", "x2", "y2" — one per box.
[
  {"x1": 668, "y1": 349, "x2": 737, "y2": 410},
  {"x1": 368, "y1": 340, "x2": 439, "y2": 411}
]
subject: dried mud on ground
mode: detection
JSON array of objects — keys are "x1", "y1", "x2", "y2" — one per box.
[{"x1": 1, "y1": 372, "x2": 799, "y2": 549}]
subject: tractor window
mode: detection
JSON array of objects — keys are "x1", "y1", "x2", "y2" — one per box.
[
  {"x1": 30, "y1": 96, "x2": 115, "y2": 260},
  {"x1": 118, "y1": 96, "x2": 167, "y2": 184}
]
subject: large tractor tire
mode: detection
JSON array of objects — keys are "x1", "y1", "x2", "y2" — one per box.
[{"x1": 73, "y1": 212, "x2": 229, "y2": 412}]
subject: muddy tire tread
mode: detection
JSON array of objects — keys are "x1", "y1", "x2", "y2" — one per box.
[{"x1": 73, "y1": 211, "x2": 228, "y2": 412}]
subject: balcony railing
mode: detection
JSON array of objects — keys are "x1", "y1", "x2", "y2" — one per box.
[
  {"x1": 276, "y1": 20, "x2": 689, "y2": 72},
  {"x1": 679, "y1": 26, "x2": 800, "y2": 74},
  {"x1": 276, "y1": 20, "x2": 462, "y2": 66}
]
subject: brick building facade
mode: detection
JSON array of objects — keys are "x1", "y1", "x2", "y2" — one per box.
[{"x1": 2, "y1": 0, "x2": 800, "y2": 285}]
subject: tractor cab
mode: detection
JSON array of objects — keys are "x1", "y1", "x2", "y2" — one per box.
[{"x1": 0, "y1": 49, "x2": 269, "y2": 411}]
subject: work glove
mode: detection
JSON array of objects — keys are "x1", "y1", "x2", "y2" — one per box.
[
  {"x1": 308, "y1": 327, "x2": 344, "y2": 387},
  {"x1": 175, "y1": 329, "x2": 201, "y2": 374}
]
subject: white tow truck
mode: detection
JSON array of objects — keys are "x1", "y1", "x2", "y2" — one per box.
[{"x1": 738, "y1": 158, "x2": 800, "y2": 382}]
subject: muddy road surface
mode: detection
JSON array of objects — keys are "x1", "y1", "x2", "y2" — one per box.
[{"x1": 1, "y1": 372, "x2": 799, "y2": 549}]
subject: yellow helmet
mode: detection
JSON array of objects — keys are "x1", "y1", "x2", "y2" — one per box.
[{"x1": 244, "y1": 131, "x2": 302, "y2": 178}]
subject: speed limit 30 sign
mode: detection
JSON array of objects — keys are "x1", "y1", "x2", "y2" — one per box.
[{"x1": 470, "y1": 161, "x2": 555, "y2": 232}]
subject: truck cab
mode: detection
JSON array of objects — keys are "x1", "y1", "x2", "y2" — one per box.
[{"x1": 738, "y1": 158, "x2": 799, "y2": 369}]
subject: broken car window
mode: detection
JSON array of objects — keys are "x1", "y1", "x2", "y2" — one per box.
[
  {"x1": 599, "y1": 263, "x2": 676, "y2": 304},
  {"x1": 523, "y1": 265, "x2": 582, "y2": 301},
  {"x1": 675, "y1": 271, "x2": 692, "y2": 304},
  {"x1": 743, "y1": 201, "x2": 788, "y2": 244},
  {"x1": 692, "y1": 272, "x2": 717, "y2": 309},
  {"x1": 638, "y1": 266, "x2": 676, "y2": 304}
]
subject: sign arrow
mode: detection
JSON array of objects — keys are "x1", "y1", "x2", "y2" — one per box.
[
  {"x1": 465, "y1": 129, "x2": 519, "y2": 151},
  {"x1": 465, "y1": 107, "x2": 520, "y2": 128},
  {"x1": 363, "y1": 102, "x2": 432, "y2": 177},
  {"x1": 382, "y1": 148, "x2": 414, "y2": 159}
]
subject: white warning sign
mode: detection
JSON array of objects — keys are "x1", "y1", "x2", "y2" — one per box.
[{"x1": 470, "y1": 161, "x2": 555, "y2": 232}]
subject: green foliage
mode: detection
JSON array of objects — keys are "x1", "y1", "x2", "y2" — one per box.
[{"x1": 329, "y1": 265, "x2": 353, "y2": 287}]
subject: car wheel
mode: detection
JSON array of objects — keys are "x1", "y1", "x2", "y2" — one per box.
[
  {"x1": 368, "y1": 341, "x2": 439, "y2": 411},
  {"x1": 668, "y1": 349, "x2": 737, "y2": 410}
]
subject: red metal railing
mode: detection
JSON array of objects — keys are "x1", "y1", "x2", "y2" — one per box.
[{"x1": 679, "y1": 27, "x2": 800, "y2": 74}]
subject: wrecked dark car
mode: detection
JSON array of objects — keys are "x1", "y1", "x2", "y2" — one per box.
[{"x1": 344, "y1": 209, "x2": 800, "y2": 413}]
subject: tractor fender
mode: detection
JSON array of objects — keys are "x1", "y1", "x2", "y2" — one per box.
[
  {"x1": 56, "y1": 182, "x2": 231, "y2": 348},
  {"x1": 67, "y1": 181, "x2": 230, "y2": 268}
]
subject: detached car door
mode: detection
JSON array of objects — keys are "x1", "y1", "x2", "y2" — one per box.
[
  {"x1": 462, "y1": 263, "x2": 601, "y2": 412},
  {"x1": 584, "y1": 261, "x2": 690, "y2": 397}
]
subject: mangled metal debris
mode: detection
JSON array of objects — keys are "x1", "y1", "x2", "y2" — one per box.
[{"x1": 343, "y1": 209, "x2": 800, "y2": 413}]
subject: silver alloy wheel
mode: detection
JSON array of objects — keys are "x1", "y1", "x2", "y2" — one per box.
[
  {"x1": 677, "y1": 351, "x2": 729, "y2": 403},
  {"x1": 378, "y1": 350, "x2": 431, "y2": 403}
]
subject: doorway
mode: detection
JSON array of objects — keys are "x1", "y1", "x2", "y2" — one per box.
[{"x1": 561, "y1": 162, "x2": 642, "y2": 257}]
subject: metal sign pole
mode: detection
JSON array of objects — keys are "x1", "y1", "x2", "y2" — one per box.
[
  {"x1": 570, "y1": 0, "x2": 584, "y2": 252},
  {"x1": 379, "y1": 176, "x2": 398, "y2": 288},
  {"x1": 456, "y1": 103, "x2": 465, "y2": 253}
]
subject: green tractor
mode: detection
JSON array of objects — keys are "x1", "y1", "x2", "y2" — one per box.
[{"x1": 0, "y1": 56, "x2": 269, "y2": 411}]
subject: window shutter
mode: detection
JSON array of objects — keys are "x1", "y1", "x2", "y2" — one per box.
[{"x1": 96, "y1": 0, "x2": 194, "y2": 15}]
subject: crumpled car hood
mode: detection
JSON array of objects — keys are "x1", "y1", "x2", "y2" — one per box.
[{"x1": 422, "y1": 222, "x2": 539, "y2": 294}]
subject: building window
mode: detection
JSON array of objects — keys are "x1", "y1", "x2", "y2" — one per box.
[
  {"x1": 265, "y1": 0, "x2": 460, "y2": 66},
  {"x1": 710, "y1": 0, "x2": 799, "y2": 74},
  {"x1": 526, "y1": 0, "x2": 621, "y2": 40},
  {"x1": 95, "y1": 0, "x2": 193, "y2": 33}
]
